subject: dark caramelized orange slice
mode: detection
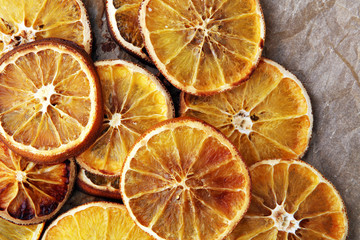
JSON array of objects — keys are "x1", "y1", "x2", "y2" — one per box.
[{"x1": 0, "y1": 141, "x2": 75, "y2": 224}]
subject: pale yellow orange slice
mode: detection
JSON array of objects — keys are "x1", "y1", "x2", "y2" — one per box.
[
  {"x1": 227, "y1": 159, "x2": 348, "y2": 240},
  {"x1": 106, "y1": 0, "x2": 150, "y2": 61},
  {"x1": 42, "y1": 202, "x2": 154, "y2": 240},
  {"x1": 121, "y1": 117, "x2": 250, "y2": 240},
  {"x1": 0, "y1": 140, "x2": 75, "y2": 225},
  {"x1": 139, "y1": 0, "x2": 265, "y2": 95},
  {"x1": 77, "y1": 168, "x2": 121, "y2": 200},
  {"x1": 0, "y1": 0, "x2": 92, "y2": 56},
  {"x1": 75, "y1": 60, "x2": 173, "y2": 176},
  {"x1": 0, "y1": 218, "x2": 44, "y2": 240},
  {"x1": 0, "y1": 39, "x2": 103, "y2": 164},
  {"x1": 181, "y1": 58, "x2": 313, "y2": 166}
]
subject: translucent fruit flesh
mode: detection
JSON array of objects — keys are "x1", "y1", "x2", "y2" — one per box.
[
  {"x1": 42, "y1": 202, "x2": 153, "y2": 240},
  {"x1": 226, "y1": 159, "x2": 348, "y2": 240},
  {"x1": 140, "y1": 0, "x2": 265, "y2": 94},
  {"x1": 76, "y1": 60, "x2": 173, "y2": 176},
  {"x1": 0, "y1": 218, "x2": 44, "y2": 240},
  {"x1": 181, "y1": 59, "x2": 312, "y2": 166},
  {"x1": 0, "y1": 0, "x2": 91, "y2": 55},
  {"x1": 121, "y1": 118, "x2": 251, "y2": 240}
]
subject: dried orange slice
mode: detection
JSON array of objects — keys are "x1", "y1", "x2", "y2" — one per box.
[
  {"x1": 0, "y1": 141, "x2": 75, "y2": 225},
  {"x1": 181, "y1": 58, "x2": 313, "y2": 166},
  {"x1": 42, "y1": 202, "x2": 154, "y2": 239},
  {"x1": 121, "y1": 117, "x2": 250, "y2": 240},
  {"x1": 77, "y1": 168, "x2": 121, "y2": 200},
  {"x1": 75, "y1": 60, "x2": 173, "y2": 176},
  {"x1": 0, "y1": 218, "x2": 44, "y2": 240},
  {"x1": 0, "y1": 39, "x2": 103, "y2": 164},
  {"x1": 139, "y1": 0, "x2": 265, "y2": 95},
  {"x1": 227, "y1": 159, "x2": 348, "y2": 240},
  {"x1": 106, "y1": 0, "x2": 150, "y2": 62},
  {"x1": 0, "y1": 0, "x2": 92, "y2": 56}
]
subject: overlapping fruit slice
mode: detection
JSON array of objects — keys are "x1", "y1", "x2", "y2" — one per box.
[
  {"x1": 121, "y1": 118, "x2": 251, "y2": 240},
  {"x1": 227, "y1": 159, "x2": 348, "y2": 240},
  {"x1": 0, "y1": 39, "x2": 103, "y2": 164},
  {"x1": 0, "y1": 218, "x2": 44, "y2": 240},
  {"x1": 42, "y1": 202, "x2": 154, "y2": 239},
  {"x1": 0, "y1": 141, "x2": 75, "y2": 224},
  {"x1": 139, "y1": 0, "x2": 265, "y2": 95},
  {"x1": 106, "y1": 0, "x2": 150, "y2": 61},
  {"x1": 76, "y1": 60, "x2": 173, "y2": 176},
  {"x1": 77, "y1": 168, "x2": 121, "y2": 200},
  {"x1": 181, "y1": 58, "x2": 313, "y2": 166},
  {"x1": 0, "y1": 0, "x2": 92, "y2": 56}
]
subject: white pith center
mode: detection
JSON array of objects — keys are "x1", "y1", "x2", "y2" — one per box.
[
  {"x1": 232, "y1": 110, "x2": 253, "y2": 135},
  {"x1": 270, "y1": 204, "x2": 300, "y2": 233},
  {"x1": 1, "y1": 22, "x2": 39, "y2": 52},
  {"x1": 109, "y1": 113, "x2": 122, "y2": 127},
  {"x1": 15, "y1": 171, "x2": 26, "y2": 182},
  {"x1": 198, "y1": 17, "x2": 213, "y2": 37},
  {"x1": 34, "y1": 84, "x2": 56, "y2": 113}
]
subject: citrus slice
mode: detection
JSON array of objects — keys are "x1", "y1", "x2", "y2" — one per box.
[
  {"x1": 0, "y1": 0, "x2": 92, "y2": 56},
  {"x1": 139, "y1": 0, "x2": 265, "y2": 95},
  {"x1": 77, "y1": 168, "x2": 121, "y2": 200},
  {"x1": 0, "y1": 218, "x2": 44, "y2": 240},
  {"x1": 0, "y1": 39, "x2": 103, "y2": 164},
  {"x1": 180, "y1": 58, "x2": 313, "y2": 166},
  {"x1": 121, "y1": 117, "x2": 251, "y2": 240},
  {"x1": 42, "y1": 202, "x2": 154, "y2": 239},
  {"x1": 0, "y1": 140, "x2": 75, "y2": 225},
  {"x1": 75, "y1": 60, "x2": 173, "y2": 176},
  {"x1": 227, "y1": 159, "x2": 348, "y2": 240},
  {"x1": 106, "y1": 0, "x2": 151, "y2": 62}
]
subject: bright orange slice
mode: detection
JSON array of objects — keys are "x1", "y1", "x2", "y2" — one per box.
[
  {"x1": 227, "y1": 159, "x2": 348, "y2": 240},
  {"x1": 42, "y1": 202, "x2": 154, "y2": 239},
  {"x1": 0, "y1": 140, "x2": 75, "y2": 225},
  {"x1": 75, "y1": 60, "x2": 173, "y2": 176},
  {"x1": 139, "y1": 0, "x2": 265, "y2": 95},
  {"x1": 0, "y1": 39, "x2": 103, "y2": 164},
  {"x1": 77, "y1": 168, "x2": 121, "y2": 200},
  {"x1": 181, "y1": 58, "x2": 313, "y2": 166},
  {"x1": 106, "y1": 0, "x2": 150, "y2": 62},
  {"x1": 0, "y1": 218, "x2": 44, "y2": 240},
  {"x1": 0, "y1": 0, "x2": 92, "y2": 56},
  {"x1": 121, "y1": 117, "x2": 251, "y2": 240}
]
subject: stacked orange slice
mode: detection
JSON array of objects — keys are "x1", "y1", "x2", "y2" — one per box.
[
  {"x1": 42, "y1": 202, "x2": 154, "y2": 239},
  {"x1": 139, "y1": 0, "x2": 265, "y2": 95},
  {"x1": 181, "y1": 58, "x2": 313, "y2": 166},
  {"x1": 106, "y1": 0, "x2": 150, "y2": 61},
  {"x1": 76, "y1": 60, "x2": 173, "y2": 176},
  {"x1": 0, "y1": 141, "x2": 75, "y2": 225},
  {"x1": 0, "y1": 218, "x2": 44, "y2": 240},
  {"x1": 0, "y1": 0, "x2": 92, "y2": 56},
  {"x1": 0, "y1": 39, "x2": 103, "y2": 164},
  {"x1": 227, "y1": 159, "x2": 348, "y2": 240},
  {"x1": 121, "y1": 118, "x2": 251, "y2": 240},
  {"x1": 77, "y1": 168, "x2": 121, "y2": 200}
]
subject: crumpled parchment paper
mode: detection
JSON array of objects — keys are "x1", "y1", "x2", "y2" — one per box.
[{"x1": 63, "y1": 0, "x2": 360, "y2": 238}]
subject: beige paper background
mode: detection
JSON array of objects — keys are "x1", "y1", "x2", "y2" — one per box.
[{"x1": 64, "y1": 0, "x2": 359, "y2": 238}]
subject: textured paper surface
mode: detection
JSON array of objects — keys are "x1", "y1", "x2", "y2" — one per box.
[{"x1": 64, "y1": 0, "x2": 359, "y2": 238}]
